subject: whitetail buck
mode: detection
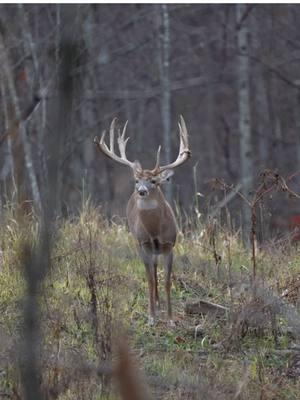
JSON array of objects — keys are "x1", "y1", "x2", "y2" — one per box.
[{"x1": 94, "y1": 117, "x2": 190, "y2": 326}]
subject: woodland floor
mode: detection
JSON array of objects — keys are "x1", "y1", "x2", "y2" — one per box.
[{"x1": 0, "y1": 204, "x2": 300, "y2": 399}]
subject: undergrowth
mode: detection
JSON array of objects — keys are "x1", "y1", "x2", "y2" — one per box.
[{"x1": 0, "y1": 203, "x2": 300, "y2": 399}]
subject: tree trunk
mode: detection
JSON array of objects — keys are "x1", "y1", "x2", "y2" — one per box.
[
  {"x1": 293, "y1": 87, "x2": 300, "y2": 170},
  {"x1": 0, "y1": 79, "x2": 15, "y2": 196},
  {"x1": 88, "y1": 7, "x2": 114, "y2": 215},
  {"x1": 158, "y1": 4, "x2": 172, "y2": 202},
  {"x1": 236, "y1": 4, "x2": 253, "y2": 241},
  {"x1": 18, "y1": 4, "x2": 48, "y2": 188},
  {"x1": 250, "y1": 10, "x2": 270, "y2": 171},
  {"x1": 0, "y1": 32, "x2": 42, "y2": 213}
]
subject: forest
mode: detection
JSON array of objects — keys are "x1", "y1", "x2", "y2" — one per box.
[
  {"x1": 0, "y1": 3, "x2": 300, "y2": 400},
  {"x1": 1, "y1": 4, "x2": 300, "y2": 230}
]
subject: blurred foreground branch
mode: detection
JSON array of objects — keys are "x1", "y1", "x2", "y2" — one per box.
[{"x1": 17, "y1": 5, "x2": 77, "y2": 399}]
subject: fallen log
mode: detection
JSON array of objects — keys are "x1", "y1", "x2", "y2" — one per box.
[{"x1": 185, "y1": 300, "x2": 229, "y2": 317}]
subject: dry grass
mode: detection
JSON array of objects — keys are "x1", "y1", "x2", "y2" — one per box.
[{"x1": 0, "y1": 202, "x2": 300, "y2": 399}]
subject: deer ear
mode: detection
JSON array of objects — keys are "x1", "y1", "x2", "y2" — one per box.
[{"x1": 159, "y1": 169, "x2": 174, "y2": 183}]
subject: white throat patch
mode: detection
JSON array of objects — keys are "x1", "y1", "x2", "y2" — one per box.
[{"x1": 137, "y1": 198, "x2": 158, "y2": 210}]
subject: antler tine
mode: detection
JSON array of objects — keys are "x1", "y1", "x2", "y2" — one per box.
[
  {"x1": 95, "y1": 129, "x2": 109, "y2": 152},
  {"x1": 153, "y1": 145, "x2": 161, "y2": 172},
  {"x1": 178, "y1": 115, "x2": 188, "y2": 152},
  {"x1": 120, "y1": 120, "x2": 128, "y2": 140},
  {"x1": 109, "y1": 117, "x2": 117, "y2": 153},
  {"x1": 117, "y1": 120, "x2": 130, "y2": 159},
  {"x1": 151, "y1": 115, "x2": 191, "y2": 174},
  {"x1": 94, "y1": 119, "x2": 135, "y2": 169}
]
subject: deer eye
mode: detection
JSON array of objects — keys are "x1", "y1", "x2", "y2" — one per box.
[
  {"x1": 151, "y1": 179, "x2": 156, "y2": 184},
  {"x1": 135, "y1": 179, "x2": 139, "y2": 184}
]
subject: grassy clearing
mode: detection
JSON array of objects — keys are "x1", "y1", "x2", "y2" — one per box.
[{"x1": 0, "y1": 203, "x2": 300, "y2": 399}]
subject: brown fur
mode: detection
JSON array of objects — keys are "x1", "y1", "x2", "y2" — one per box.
[
  {"x1": 94, "y1": 117, "x2": 190, "y2": 324},
  {"x1": 126, "y1": 173, "x2": 177, "y2": 324}
]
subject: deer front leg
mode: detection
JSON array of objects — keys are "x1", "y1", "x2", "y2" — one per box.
[
  {"x1": 153, "y1": 255, "x2": 160, "y2": 309},
  {"x1": 145, "y1": 264, "x2": 156, "y2": 326},
  {"x1": 163, "y1": 250, "x2": 174, "y2": 327},
  {"x1": 139, "y1": 246, "x2": 156, "y2": 325}
]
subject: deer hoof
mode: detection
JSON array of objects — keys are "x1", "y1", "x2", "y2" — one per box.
[
  {"x1": 168, "y1": 319, "x2": 176, "y2": 328},
  {"x1": 148, "y1": 316, "x2": 155, "y2": 326}
]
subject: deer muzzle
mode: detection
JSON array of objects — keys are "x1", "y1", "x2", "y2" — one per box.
[{"x1": 137, "y1": 185, "x2": 149, "y2": 197}]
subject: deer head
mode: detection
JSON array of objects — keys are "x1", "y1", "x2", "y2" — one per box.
[{"x1": 94, "y1": 115, "x2": 191, "y2": 198}]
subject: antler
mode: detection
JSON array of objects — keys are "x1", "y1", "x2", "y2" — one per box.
[
  {"x1": 94, "y1": 118, "x2": 135, "y2": 169},
  {"x1": 151, "y1": 115, "x2": 191, "y2": 174}
]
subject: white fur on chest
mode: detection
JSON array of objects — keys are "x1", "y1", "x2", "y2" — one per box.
[{"x1": 137, "y1": 198, "x2": 158, "y2": 210}]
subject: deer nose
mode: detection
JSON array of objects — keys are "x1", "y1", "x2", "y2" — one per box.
[
  {"x1": 138, "y1": 185, "x2": 148, "y2": 196},
  {"x1": 138, "y1": 189, "x2": 148, "y2": 197}
]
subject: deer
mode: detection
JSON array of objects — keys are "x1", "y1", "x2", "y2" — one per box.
[{"x1": 94, "y1": 116, "x2": 191, "y2": 326}]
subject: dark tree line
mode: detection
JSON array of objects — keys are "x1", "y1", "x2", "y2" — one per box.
[{"x1": 1, "y1": 4, "x2": 300, "y2": 234}]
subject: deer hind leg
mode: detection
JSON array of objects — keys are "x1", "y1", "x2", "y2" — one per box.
[
  {"x1": 139, "y1": 247, "x2": 156, "y2": 325},
  {"x1": 163, "y1": 250, "x2": 174, "y2": 326}
]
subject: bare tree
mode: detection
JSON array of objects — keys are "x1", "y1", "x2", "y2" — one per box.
[
  {"x1": 157, "y1": 4, "x2": 172, "y2": 201},
  {"x1": 0, "y1": 4, "x2": 299, "y2": 235},
  {"x1": 236, "y1": 4, "x2": 253, "y2": 239},
  {"x1": 0, "y1": 28, "x2": 42, "y2": 212}
]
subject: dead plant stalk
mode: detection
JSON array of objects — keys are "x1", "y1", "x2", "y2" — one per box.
[{"x1": 212, "y1": 170, "x2": 300, "y2": 282}]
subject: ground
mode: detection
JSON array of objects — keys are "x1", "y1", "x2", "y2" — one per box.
[{"x1": 0, "y1": 203, "x2": 300, "y2": 399}]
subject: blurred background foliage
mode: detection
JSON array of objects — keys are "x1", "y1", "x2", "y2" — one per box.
[{"x1": 0, "y1": 4, "x2": 300, "y2": 235}]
